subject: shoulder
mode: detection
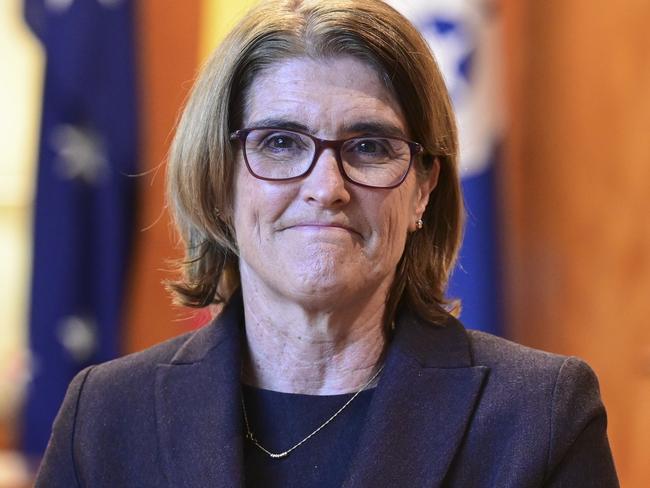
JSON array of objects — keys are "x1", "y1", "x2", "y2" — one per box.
[
  {"x1": 95, "y1": 330, "x2": 191, "y2": 371},
  {"x1": 68, "y1": 295, "x2": 243, "y2": 409},
  {"x1": 468, "y1": 329, "x2": 586, "y2": 375},
  {"x1": 466, "y1": 329, "x2": 603, "y2": 411},
  {"x1": 80, "y1": 316, "x2": 233, "y2": 396},
  {"x1": 464, "y1": 330, "x2": 618, "y2": 485},
  {"x1": 36, "y1": 330, "x2": 205, "y2": 486},
  {"x1": 465, "y1": 330, "x2": 609, "y2": 469},
  {"x1": 453, "y1": 330, "x2": 617, "y2": 484},
  {"x1": 466, "y1": 329, "x2": 600, "y2": 395},
  {"x1": 391, "y1": 315, "x2": 617, "y2": 484},
  {"x1": 84, "y1": 330, "x2": 193, "y2": 382},
  {"x1": 60, "y1": 330, "x2": 198, "y2": 428}
]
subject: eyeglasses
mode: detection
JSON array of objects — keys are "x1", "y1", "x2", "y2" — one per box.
[{"x1": 230, "y1": 127, "x2": 423, "y2": 189}]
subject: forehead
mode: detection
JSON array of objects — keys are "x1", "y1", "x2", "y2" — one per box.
[{"x1": 242, "y1": 56, "x2": 408, "y2": 137}]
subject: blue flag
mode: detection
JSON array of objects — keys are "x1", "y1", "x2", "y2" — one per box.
[
  {"x1": 389, "y1": 0, "x2": 503, "y2": 334},
  {"x1": 23, "y1": 0, "x2": 138, "y2": 455}
]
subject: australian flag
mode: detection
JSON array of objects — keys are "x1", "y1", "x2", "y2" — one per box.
[
  {"x1": 23, "y1": 0, "x2": 138, "y2": 455},
  {"x1": 389, "y1": 0, "x2": 503, "y2": 334}
]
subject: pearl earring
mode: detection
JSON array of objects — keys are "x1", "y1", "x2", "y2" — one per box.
[{"x1": 416, "y1": 218, "x2": 423, "y2": 230}]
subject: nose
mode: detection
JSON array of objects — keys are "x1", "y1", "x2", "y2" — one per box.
[{"x1": 299, "y1": 147, "x2": 351, "y2": 207}]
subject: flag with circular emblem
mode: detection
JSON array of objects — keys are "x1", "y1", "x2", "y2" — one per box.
[{"x1": 388, "y1": 0, "x2": 504, "y2": 334}]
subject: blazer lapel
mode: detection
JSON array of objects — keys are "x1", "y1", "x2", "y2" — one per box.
[
  {"x1": 155, "y1": 295, "x2": 245, "y2": 488},
  {"x1": 344, "y1": 313, "x2": 489, "y2": 488},
  {"x1": 154, "y1": 296, "x2": 487, "y2": 487}
]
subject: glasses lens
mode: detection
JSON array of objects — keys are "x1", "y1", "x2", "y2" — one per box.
[
  {"x1": 244, "y1": 129, "x2": 314, "y2": 179},
  {"x1": 341, "y1": 137, "x2": 411, "y2": 187}
]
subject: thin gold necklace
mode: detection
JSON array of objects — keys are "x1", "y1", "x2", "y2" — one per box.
[{"x1": 241, "y1": 364, "x2": 384, "y2": 459}]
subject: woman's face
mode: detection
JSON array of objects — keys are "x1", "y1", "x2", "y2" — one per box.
[{"x1": 232, "y1": 56, "x2": 437, "y2": 309}]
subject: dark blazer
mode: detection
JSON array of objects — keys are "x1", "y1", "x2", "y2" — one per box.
[{"x1": 36, "y1": 294, "x2": 619, "y2": 487}]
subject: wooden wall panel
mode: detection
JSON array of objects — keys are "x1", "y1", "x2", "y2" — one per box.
[
  {"x1": 123, "y1": 1, "x2": 202, "y2": 353},
  {"x1": 501, "y1": 1, "x2": 650, "y2": 485}
]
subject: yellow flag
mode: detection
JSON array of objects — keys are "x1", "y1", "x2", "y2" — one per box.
[{"x1": 200, "y1": 0, "x2": 260, "y2": 63}]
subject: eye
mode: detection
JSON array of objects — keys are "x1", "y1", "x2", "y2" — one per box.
[
  {"x1": 250, "y1": 130, "x2": 311, "y2": 156},
  {"x1": 354, "y1": 139, "x2": 387, "y2": 155},
  {"x1": 345, "y1": 138, "x2": 396, "y2": 162},
  {"x1": 264, "y1": 133, "x2": 299, "y2": 149}
]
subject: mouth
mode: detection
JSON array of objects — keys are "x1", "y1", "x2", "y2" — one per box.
[{"x1": 283, "y1": 222, "x2": 362, "y2": 238}]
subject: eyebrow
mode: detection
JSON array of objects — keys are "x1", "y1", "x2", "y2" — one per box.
[
  {"x1": 247, "y1": 118, "x2": 311, "y2": 133},
  {"x1": 341, "y1": 121, "x2": 407, "y2": 139},
  {"x1": 246, "y1": 118, "x2": 407, "y2": 139}
]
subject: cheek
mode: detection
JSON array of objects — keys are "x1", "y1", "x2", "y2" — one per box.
[
  {"x1": 232, "y1": 169, "x2": 295, "y2": 239},
  {"x1": 365, "y1": 178, "x2": 420, "y2": 260},
  {"x1": 367, "y1": 194, "x2": 412, "y2": 257},
  {"x1": 233, "y1": 170, "x2": 265, "y2": 248},
  {"x1": 232, "y1": 169, "x2": 252, "y2": 235},
  {"x1": 383, "y1": 184, "x2": 416, "y2": 230}
]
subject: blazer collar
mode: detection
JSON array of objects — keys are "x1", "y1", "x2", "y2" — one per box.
[
  {"x1": 155, "y1": 296, "x2": 488, "y2": 488},
  {"x1": 155, "y1": 293, "x2": 245, "y2": 488},
  {"x1": 343, "y1": 312, "x2": 488, "y2": 487}
]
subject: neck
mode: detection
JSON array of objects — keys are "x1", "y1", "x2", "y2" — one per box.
[{"x1": 240, "y1": 278, "x2": 389, "y2": 395}]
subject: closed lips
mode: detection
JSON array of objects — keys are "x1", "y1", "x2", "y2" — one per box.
[{"x1": 284, "y1": 222, "x2": 361, "y2": 236}]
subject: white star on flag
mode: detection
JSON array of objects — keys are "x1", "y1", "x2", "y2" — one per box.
[
  {"x1": 49, "y1": 123, "x2": 109, "y2": 184},
  {"x1": 57, "y1": 315, "x2": 98, "y2": 363}
]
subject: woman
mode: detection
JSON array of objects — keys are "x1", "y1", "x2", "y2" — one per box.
[{"x1": 36, "y1": 0, "x2": 619, "y2": 486}]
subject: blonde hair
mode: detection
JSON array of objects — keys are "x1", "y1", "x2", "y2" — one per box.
[{"x1": 167, "y1": 0, "x2": 463, "y2": 326}]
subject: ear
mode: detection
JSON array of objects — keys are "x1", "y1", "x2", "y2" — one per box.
[{"x1": 410, "y1": 158, "x2": 440, "y2": 231}]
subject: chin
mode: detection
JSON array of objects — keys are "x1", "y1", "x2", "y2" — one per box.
[
  {"x1": 282, "y1": 268, "x2": 384, "y2": 311},
  {"x1": 277, "y1": 271, "x2": 352, "y2": 304}
]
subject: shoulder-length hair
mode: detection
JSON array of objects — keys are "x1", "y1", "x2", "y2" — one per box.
[{"x1": 166, "y1": 0, "x2": 464, "y2": 327}]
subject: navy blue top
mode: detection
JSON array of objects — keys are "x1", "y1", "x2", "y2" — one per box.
[{"x1": 242, "y1": 385, "x2": 375, "y2": 487}]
